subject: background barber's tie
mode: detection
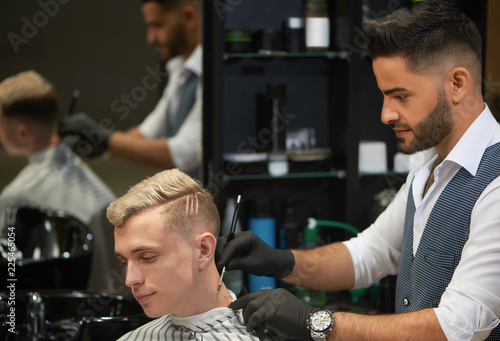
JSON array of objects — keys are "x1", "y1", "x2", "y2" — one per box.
[{"x1": 166, "y1": 70, "x2": 199, "y2": 137}]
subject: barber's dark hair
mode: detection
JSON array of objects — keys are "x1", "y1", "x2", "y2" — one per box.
[
  {"x1": 141, "y1": 0, "x2": 200, "y2": 11},
  {"x1": 362, "y1": 0, "x2": 482, "y2": 74}
]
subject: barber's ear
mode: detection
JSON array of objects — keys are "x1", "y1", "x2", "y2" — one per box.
[
  {"x1": 180, "y1": 5, "x2": 198, "y2": 25},
  {"x1": 16, "y1": 122, "x2": 31, "y2": 145},
  {"x1": 197, "y1": 232, "x2": 216, "y2": 270},
  {"x1": 448, "y1": 67, "x2": 471, "y2": 104}
]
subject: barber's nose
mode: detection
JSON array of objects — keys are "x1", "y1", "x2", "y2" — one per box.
[
  {"x1": 380, "y1": 99, "x2": 399, "y2": 125},
  {"x1": 125, "y1": 262, "x2": 144, "y2": 288},
  {"x1": 146, "y1": 29, "x2": 157, "y2": 45}
]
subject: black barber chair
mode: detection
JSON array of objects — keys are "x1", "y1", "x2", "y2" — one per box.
[
  {"x1": 0, "y1": 291, "x2": 148, "y2": 340},
  {"x1": 0, "y1": 206, "x2": 93, "y2": 289},
  {"x1": 0, "y1": 206, "x2": 149, "y2": 340}
]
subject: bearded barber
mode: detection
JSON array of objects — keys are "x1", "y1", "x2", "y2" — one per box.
[
  {"x1": 59, "y1": 0, "x2": 202, "y2": 173},
  {"x1": 217, "y1": 1, "x2": 500, "y2": 340}
]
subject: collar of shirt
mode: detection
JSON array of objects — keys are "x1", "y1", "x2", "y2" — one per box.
[
  {"x1": 411, "y1": 104, "x2": 497, "y2": 179},
  {"x1": 171, "y1": 307, "x2": 240, "y2": 333},
  {"x1": 170, "y1": 290, "x2": 238, "y2": 332},
  {"x1": 165, "y1": 44, "x2": 202, "y2": 78},
  {"x1": 28, "y1": 143, "x2": 78, "y2": 166},
  {"x1": 410, "y1": 104, "x2": 498, "y2": 208},
  {"x1": 445, "y1": 104, "x2": 497, "y2": 176}
]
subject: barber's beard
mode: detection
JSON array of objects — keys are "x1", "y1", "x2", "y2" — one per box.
[
  {"x1": 396, "y1": 91, "x2": 453, "y2": 155},
  {"x1": 162, "y1": 22, "x2": 189, "y2": 62}
]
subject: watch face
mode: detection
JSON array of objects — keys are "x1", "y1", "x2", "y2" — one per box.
[{"x1": 310, "y1": 310, "x2": 333, "y2": 332}]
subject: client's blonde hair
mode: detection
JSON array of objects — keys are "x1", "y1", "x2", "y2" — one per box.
[
  {"x1": 0, "y1": 70, "x2": 58, "y2": 124},
  {"x1": 107, "y1": 169, "x2": 220, "y2": 238}
]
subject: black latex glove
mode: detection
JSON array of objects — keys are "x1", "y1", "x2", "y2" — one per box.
[
  {"x1": 58, "y1": 112, "x2": 113, "y2": 157},
  {"x1": 216, "y1": 231, "x2": 295, "y2": 279},
  {"x1": 229, "y1": 288, "x2": 314, "y2": 340}
]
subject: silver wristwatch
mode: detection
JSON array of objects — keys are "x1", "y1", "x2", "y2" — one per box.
[{"x1": 307, "y1": 309, "x2": 334, "y2": 341}]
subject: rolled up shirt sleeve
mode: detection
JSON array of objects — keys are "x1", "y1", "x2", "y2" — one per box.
[
  {"x1": 434, "y1": 179, "x2": 500, "y2": 340},
  {"x1": 343, "y1": 180, "x2": 409, "y2": 289}
]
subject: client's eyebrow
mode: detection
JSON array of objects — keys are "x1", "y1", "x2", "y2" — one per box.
[{"x1": 115, "y1": 245, "x2": 158, "y2": 258}]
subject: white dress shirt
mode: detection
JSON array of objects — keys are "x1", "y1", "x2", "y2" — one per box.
[
  {"x1": 344, "y1": 105, "x2": 500, "y2": 340},
  {"x1": 139, "y1": 45, "x2": 202, "y2": 172}
]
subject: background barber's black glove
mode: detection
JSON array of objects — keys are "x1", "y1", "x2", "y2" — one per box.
[
  {"x1": 58, "y1": 112, "x2": 113, "y2": 157},
  {"x1": 216, "y1": 231, "x2": 295, "y2": 279},
  {"x1": 229, "y1": 288, "x2": 314, "y2": 340}
]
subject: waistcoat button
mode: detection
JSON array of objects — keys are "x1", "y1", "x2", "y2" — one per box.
[{"x1": 403, "y1": 298, "x2": 409, "y2": 306}]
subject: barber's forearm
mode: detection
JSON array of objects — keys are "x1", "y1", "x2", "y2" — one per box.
[
  {"x1": 329, "y1": 308, "x2": 446, "y2": 341},
  {"x1": 283, "y1": 242, "x2": 355, "y2": 291},
  {"x1": 108, "y1": 131, "x2": 175, "y2": 169}
]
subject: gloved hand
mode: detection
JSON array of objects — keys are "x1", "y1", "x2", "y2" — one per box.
[
  {"x1": 216, "y1": 231, "x2": 295, "y2": 279},
  {"x1": 229, "y1": 288, "x2": 314, "y2": 340},
  {"x1": 58, "y1": 112, "x2": 113, "y2": 157}
]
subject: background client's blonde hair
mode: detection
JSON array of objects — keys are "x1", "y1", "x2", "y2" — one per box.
[{"x1": 107, "y1": 169, "x2": 220, "y2": 239}]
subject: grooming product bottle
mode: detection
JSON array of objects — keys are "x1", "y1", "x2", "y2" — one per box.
[
  {"x1": 267, "y1": 84, "x2": 289, "y2": 176},
  {"x1": 304, "y1": 0, "x2": 330, "y2": 50},
  {"x1": 248, "y1": 198, "x2": 277, "y2": 292},
  {"x1": 295, "y1": 221, "x2": 327, "y2": 306}
]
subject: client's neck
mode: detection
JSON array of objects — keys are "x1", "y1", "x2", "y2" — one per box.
[{"x1": 175, "y1": 263, "x2": 234, "y2": 318}]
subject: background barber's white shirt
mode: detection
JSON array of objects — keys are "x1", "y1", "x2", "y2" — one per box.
[{"x1": 139, "y1": 45, "x2": 202, "y2": 172}]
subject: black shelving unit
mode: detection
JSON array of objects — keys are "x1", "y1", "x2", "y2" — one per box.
[
  {"x1": 202, "y1": 0, "x2": 488, "y2": 237},
  {"x1": 202, "y1": 0, "x2": 394, "y2": 237}
]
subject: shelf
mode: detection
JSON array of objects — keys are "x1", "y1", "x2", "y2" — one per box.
[
  {"x1": 225, "y1": 170, "x2": 408, "y2": 182},
  {"x1": 223, "y1": 50, "x2": 349, "y2": 60},
  {"x1": 359, "y1": 171, "x2": 408, "y2": 177},
  {"x1": 226, "y1": 170, "x2": 347, "y2": 181}
]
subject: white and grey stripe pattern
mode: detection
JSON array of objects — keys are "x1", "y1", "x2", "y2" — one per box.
[
  {"x1": 396, "y1": 142, "x2": 500, "y2": 340},
  {"x1": 116, "y1": 307, "x2": 269, "y2": 341}
]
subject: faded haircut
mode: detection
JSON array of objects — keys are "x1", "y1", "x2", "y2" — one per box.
[
  {"x1": 107, "y1": 169, "x2": 220, "y2": 238},
  {"x1": 362, "y1": 0, "x2": 482, "y2": 78},
  {"x1": 0, "y1": 70, "x2": 58, "y2": 124}
]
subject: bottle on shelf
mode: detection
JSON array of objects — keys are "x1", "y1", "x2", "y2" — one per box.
[
  {"x1": 304, "y1": 0, "x2": 330, "y2": 50},
  {"x1": 295, "y1": 219, "x2": 327, "y2": 306},
  {"x1": 267, "y1": 84, "x2": 289, "y2": 176},
  {"x1": 248, "y1": 198, "x2": 277, "y2": 292},
  {"x1": 281, "y1": 198, "x2": 300, "y2": 250}
]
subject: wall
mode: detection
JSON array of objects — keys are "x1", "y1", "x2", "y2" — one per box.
[{"x1": 0, "y1": 0, "x2": 164, "y2": 197}]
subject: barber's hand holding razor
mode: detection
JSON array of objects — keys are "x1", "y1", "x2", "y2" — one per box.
[{"x1": 216, "y1": 231, "x2": 295, "y2": 279}]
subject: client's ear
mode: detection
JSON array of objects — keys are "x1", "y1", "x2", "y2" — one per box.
[{"x1": 197, "y1": 232, "x2": 216, "y2": 270}]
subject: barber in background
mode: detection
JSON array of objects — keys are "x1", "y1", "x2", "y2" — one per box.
[
  {"x1": 0, "y1": 70, "x2": 119, "y2": 293},
  {"x1": 58, "y1": 0, "x2": 202, "y2": 174},
  {"x1": 217, "y1": 1, "x2": 500, "y2": 340}
]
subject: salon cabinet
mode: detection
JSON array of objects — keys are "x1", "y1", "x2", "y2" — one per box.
[
  {"x1": 201, "y1": 0, "x2": 488, "y2": 238},
  {"x1": 203, "y1": 0, "x2": 387, "y2": 237}
]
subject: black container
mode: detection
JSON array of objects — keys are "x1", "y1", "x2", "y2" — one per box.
[
  {"x1": 254, "y1": 28, "x2": 284, "y2": 53},
  {"x1": 284, "y1": 17, "x2": 306, "y2": 53}
]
